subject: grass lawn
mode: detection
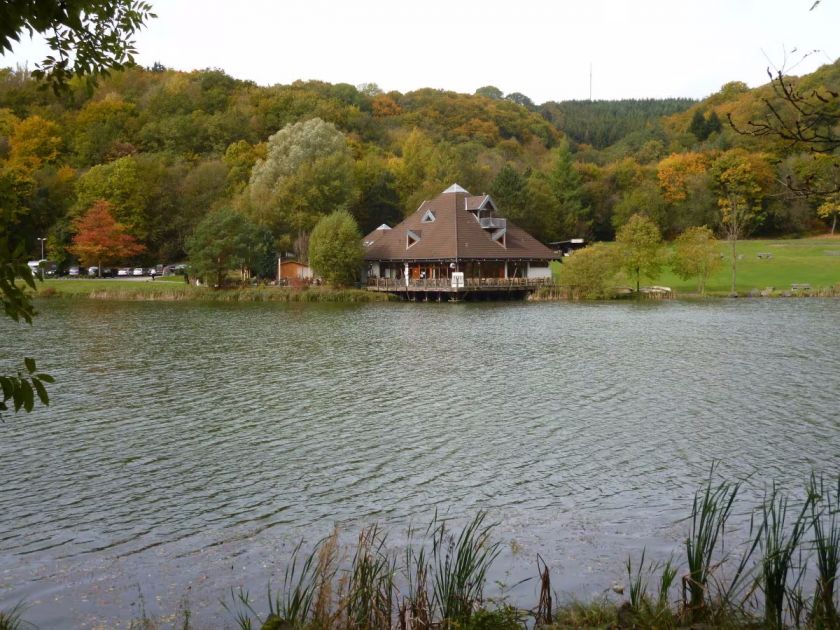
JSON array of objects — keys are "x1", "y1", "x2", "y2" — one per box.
[
  {"x1": 34, "y1": 277, "x2": 394, "y2": 302},
  {"x1": 38, "y1": 277, "x2": 192, "y2": 295},
  {"x1": 657, "y1": 236, "x2": 840, "y2": 294}
]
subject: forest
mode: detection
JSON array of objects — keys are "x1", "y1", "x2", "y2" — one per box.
[{"x1": 1, "y1": 58, "x2": 839, "y2": 271}]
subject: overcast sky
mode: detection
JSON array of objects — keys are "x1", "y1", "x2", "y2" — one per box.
[{"x1": 3, "y1": 0, "x2": 838, "y2": 103}]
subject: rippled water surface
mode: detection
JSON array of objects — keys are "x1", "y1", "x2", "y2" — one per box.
[{"x1": 1, "y1": 298, "x2": 839, "y2": 627}]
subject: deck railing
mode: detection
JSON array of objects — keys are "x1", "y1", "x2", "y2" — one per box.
[{"x1": 366, "y1": 277, "x2": 554, "y2": 290}]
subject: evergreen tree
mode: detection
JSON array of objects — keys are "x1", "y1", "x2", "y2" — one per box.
[
  {"x1": 490, "y1": 165, "x2": 528, "y2": 221},
  {"x1": 706, "y1": 111, "x2": 722, "y2": 136},
  {"x1": 689, "y1": 110, "x2": 709, "y2": 141},
  {"x1": 546, "y1": 143, "x2": 589, "y2": 240}
]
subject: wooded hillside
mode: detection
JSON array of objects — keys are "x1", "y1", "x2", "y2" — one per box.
[{"x1": 1, "y1": 59, "x2": 837, "y2": 269}]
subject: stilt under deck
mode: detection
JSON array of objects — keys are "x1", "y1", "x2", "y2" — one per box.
[{"x1": 366, "y1": 277, "x2": 553, "y2": 301}]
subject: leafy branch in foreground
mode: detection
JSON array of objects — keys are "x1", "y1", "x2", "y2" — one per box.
[
  {"x1": 0, "y1": 238, "x2": 53, "y2": 417},
  {"x1": 0, "y1": 1, "x2": 156, "y2": 94},
  {"x1": 0, "y1": 357, "x2": 53, "y2": 416}
]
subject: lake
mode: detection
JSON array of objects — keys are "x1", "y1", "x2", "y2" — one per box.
[{"x1": 1, "y1": 298, "x2": 838, "y2": 627}]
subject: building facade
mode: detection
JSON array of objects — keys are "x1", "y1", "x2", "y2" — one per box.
[{"x1": 363, "y1": 184, "x2": 559, "y2": 299}]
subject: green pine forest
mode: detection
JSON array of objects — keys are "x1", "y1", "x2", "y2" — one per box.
[{"x1": 2, "y1": 58, "x2": 839, "y2": 270}]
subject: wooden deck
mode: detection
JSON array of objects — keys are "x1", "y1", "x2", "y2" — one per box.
[{"x1": 366, "y1": 277, "x2": 553, "y2": 299}]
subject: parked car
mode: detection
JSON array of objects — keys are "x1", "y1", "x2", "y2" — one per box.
[
  {"x1": 87, "y1": 266, "x2": 99, "y2": 276},
  {"x1": 68, "y1": 266, "x2": 81, "y2": 276},
  {"x1": 101, "y1": 267, "x2": 114, "y2": 277},
  {"x1": 117, "y1": 268, "x2": 131, "y2": 277},
  {"x1": 27, "y1": 260, "x2": 57, "y2": 277},
  {"x1": 163, "y1": 263, "x2": 188, "y2": 276},
  {"x1": 132, "y1": 267, "x2": 144, "y2": 276}
]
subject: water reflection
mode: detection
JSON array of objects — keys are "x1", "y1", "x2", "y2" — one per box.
[{"x1": 1, "y1": 299, "x2": 838, "y2": 627}]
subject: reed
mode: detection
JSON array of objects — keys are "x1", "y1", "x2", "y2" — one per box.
[
  {"x1": 401, "y1": 523, "x2": 432, "y2": 629},
  {"x1": 683, "y1": 465, "x2": 741, "y2": 621},
  {"x1": 430, "y1": 511, "x2": 501, "y2": 625},
  {"x1": 0, "y1": 602, "x2": 29, "y2": 630},
  {"x1": 341, "y1": 524, "x2": 396, "y2": 630},
  {"x1": 756, "y1": 483, "x2": 815, "y2": 628},
  {"x1": 626, "y1": 548, "x2": 649, "y2": 612},
  {"x1": 223, "y1": 539, "x2": 321, "y2": 629},
  {"x1": 809, "y1": 473, "x2": 840, "y2": 629}
]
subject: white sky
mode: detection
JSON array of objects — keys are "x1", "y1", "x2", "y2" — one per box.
[{"x1": 3, "y1": 0, "x2": 838, "y2": 103}]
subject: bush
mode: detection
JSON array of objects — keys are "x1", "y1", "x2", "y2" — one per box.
[
  {"x1": 556, "y1": 243, "x2": 619, "y2": 299},
  {"x1": 308, "y1": 209, "x2": 363, "y2": 287}
]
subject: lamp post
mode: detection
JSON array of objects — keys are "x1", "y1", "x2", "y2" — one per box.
[{"x1": 36, "y1": 237, "x2": 47, "y2": 279}]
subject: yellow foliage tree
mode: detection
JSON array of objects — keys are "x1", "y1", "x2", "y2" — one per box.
[
  {"x1": 657, "y1": 152, "x2": 708, "y2": 203},
  {"x1": 817, "y1": 194, "x2": 840, "y2": 235}
]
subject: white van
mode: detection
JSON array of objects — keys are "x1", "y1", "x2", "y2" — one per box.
[{"x1": 27, "y1": 260, "x2": 56, "y2": 277}]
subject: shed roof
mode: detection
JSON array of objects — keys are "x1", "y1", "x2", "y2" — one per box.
[{"x1": 363, "y1": 184, "x2": 557, "y2": 262}]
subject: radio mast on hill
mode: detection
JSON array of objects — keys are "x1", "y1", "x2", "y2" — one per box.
[{"x1": 589, "y1": 63, "x2": 593, "y2": 101}]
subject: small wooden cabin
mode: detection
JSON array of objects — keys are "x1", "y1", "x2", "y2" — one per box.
[{"x1": 278, "y1": 258, "x2": 313, "y2": 281}]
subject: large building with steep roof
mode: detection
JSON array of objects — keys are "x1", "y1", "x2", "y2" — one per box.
[{"x1": 363, "y1": 184, "x2": 558, "y2": 298}]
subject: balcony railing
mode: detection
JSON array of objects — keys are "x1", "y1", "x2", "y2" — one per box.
[
  {"x1": 366, "y1": 277, "x2": 553, "y2": 291},
  {"x1": 478, "y1": 217, "x2": 506, "y2": 230}
]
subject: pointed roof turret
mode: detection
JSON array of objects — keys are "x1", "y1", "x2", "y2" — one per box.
[{"x1": 442, "y1": 183, "x2": 469, "y2": 194}]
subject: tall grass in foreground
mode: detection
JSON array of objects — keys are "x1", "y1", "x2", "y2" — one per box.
[
  {"x1": 215, "y1": 469, "x2": 840, "y2": 629},
  {"x1": 6, "y1": 469, "x2": 839, "y2": 628},
  {"x1": 810, "y1": 474, "x2": 840, "y2": 629},
  {"x1": 0, "y1": 602, "x2": 31, "y2": 630}
]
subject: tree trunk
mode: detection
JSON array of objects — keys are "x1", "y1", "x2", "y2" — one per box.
[
  {"x1": 832, "y1": 213, "x2": 837, "y2": 236},
  {"x1": 98, "y1": 257, "x2": 102, "y2": 278},
  {"x1": 730, "y1": 237, "x2": 737, "y2": 295}
]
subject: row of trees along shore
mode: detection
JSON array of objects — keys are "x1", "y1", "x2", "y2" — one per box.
[
  {"x1": 2, "y1": 57, "x2": 839, "y2": 284},
  {"x1": 558, "y1": 215, "x2": 723, "y2": 299}
]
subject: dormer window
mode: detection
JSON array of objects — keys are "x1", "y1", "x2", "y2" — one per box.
[
  {"x1": 492, "y1": 228, "x2": 506, "y2": 248},
  {"x1": 421, "y1": 209, "x2": 436, "y2": 223},
  {"x1": 406, "y1": 229, "x2": 421, "y2": 248}
]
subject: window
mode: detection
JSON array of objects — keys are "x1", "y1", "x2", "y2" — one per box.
[
  {"x1": 421, "y1": 209, "x2": 436, "y2": 223},
  {"x1": 406, "y1": 229, "x2": 421, "y2": 248},
  {"x1": 492, "y1": 228, "x2": 506, "y2": 248}
]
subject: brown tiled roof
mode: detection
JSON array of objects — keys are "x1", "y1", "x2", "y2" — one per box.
[{"x1": 363, "y1": 185, "x2": 558, "y2": 262}]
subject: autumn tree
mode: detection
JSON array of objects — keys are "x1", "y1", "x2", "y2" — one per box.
[
  {"x1": 68, "y1": 200, "x2": 145, "y2": 274},
  {"x1": 616, "y1": 213, "x2": 663, "y2": 293},
  {"x1": 817, "y1": 194, "x2": 840, "y2": 235},
  {"x1": 657, "y1": 152, "x2": 708, "y2": 203},
  {"x1": 671, "y1": 226, "x2": 721, "y2": 295},
  {"x1": 308, "y1": 209, "x2": 363, "y2": 286},
  {"x1": 247, "y1": 118, "x2": 357, "y2": 257},
  {"x1": 186, "y1": 208, "x2": 260, "y2": 288},
  {"x1": 711, "y1": 150, "x2": 770, "y2": 294}
]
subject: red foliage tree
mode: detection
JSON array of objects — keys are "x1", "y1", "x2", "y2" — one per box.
[{"x1": 68, "y1": 200, "x2": 145, "y2": 275}]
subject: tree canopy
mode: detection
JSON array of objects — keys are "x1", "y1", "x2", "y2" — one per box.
[
  {"x1": 615, "y1": 213, "x2": 663, "y2": 293},
  {"x1": 186, "y1": 208, "x2": 260, "y2": 288},
  {"x1": 308, "y1": 209, "x2": 363, "y2": 287},
  {"x1": 68, "y1": 199, "x2": 145, "y2": 273},
  {"x1": 246, "y1": 117, "x2": 356, "y2": 256}
]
